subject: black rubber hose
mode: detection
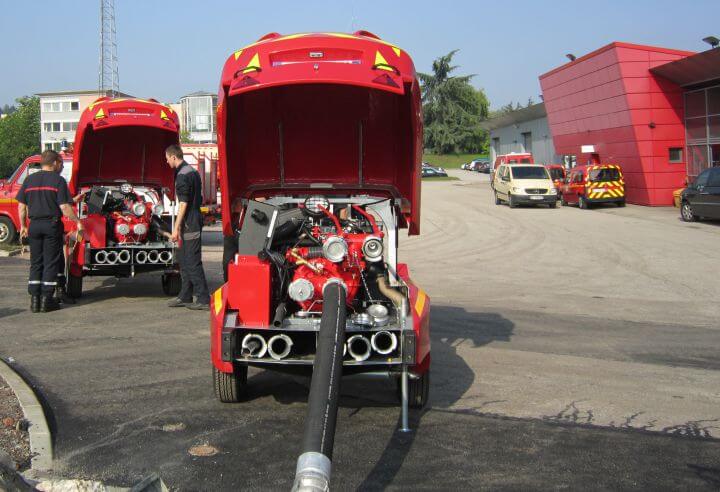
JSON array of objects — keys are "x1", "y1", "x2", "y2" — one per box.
[
  {"x1": 292, "y1": 281, "x2": 347, "y2": 490},
  {"x1": 273, "y1": 302, "x2": 287, "y2": 327}
]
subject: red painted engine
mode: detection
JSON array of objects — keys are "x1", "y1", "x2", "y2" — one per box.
[
  {"x1": 111, "y1": 198, "x2": 152, "y2": 244},
  {"x1": 284, "y1": 206, "x2": 384, "y2": 311}
]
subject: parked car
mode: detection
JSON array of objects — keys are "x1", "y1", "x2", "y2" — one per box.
[
  {"x1": 421, "y1": 164, "x2": 448, "y2": 178},
  {"x1": 545, "y1": 164, "x2": 566, "y2": 196},
  {"x1": 475, "y1": 161, "x2": 491, "y2": 173},
  {"x1": 680, "y1": 167, "x2": 720, "y2": 222},
  {"x1": 560, "y1": 164, "x2": 625, "y2": 209},
  {"x1": 491, "y1": 153, "x2": 534, "y2": 188},
  {"x1": 492, "y1": 164, "x2": 557, "y2": 208}
]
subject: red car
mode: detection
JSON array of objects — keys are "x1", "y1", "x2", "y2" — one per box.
[
  {"x1": 560, "y1": 164, "x2": 626, "y2": 208},
  {"x1": 545, "y1": 164, "x2": 566, "y2": 198},
  {"x1": 211, "y1": 31, "x2": 431, "y2": 413},
  {"x1": 63, "y1": 97, "x2": 183, "y2": 297}
]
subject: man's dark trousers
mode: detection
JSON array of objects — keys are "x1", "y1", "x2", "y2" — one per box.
[
  {"x1": 177, "y1": 230, "x2": 210, "y2": 304},
  {"x1": 28, "y1": 218, "x2": 63, "y2": 296}
]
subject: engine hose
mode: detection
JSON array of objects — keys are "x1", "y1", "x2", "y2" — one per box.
[
  {"x1": 304, "y1": 246, "x2": 323, "y2": 259},
  {"x1": 273, "y1": 302, "x2": 287, "y2": 328},
  {"x1": 292, "y1": 281, "x2": 347, "y2": 492}
]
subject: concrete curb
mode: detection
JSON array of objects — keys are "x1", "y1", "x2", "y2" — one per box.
[
  {"x1": 0, "y1": 248, "x2": 22, "y2": 257},
  {"x1": 0, "y1": 358, "x2": 53, "y2": 471}
]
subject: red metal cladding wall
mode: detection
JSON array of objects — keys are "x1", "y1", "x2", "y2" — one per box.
[{"x1": 540, "y1": 42, "x2": 694, "y2": 205}]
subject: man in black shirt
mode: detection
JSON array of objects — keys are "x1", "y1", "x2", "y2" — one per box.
[
  {"x1": 16, "y1": 150, "x2": 84, "y2": 312},
  {"x1": 165, "y1": 144, "x2": 210, "y2": 310}
]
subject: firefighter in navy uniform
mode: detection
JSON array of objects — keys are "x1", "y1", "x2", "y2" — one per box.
[
  {"x1": 17, "y1": 150, "x2": 84, "y2": 312},
  {"x1": 164, "y1": 144, "x2": 210, "y2": 310}
]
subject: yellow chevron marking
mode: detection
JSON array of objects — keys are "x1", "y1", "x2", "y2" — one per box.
[
  {"x1": 415, "y1": 289, "x2": 427, "y2": 316},
  {"x1": 243, "y1": 53, "x2": 261, "y2": 73},
  {"x1": 233, "y1": 50, "x2": 243, "y2": 60},
  {"x1": 213, "y1": 288, "x2": 223, "y2": 315},
  {"x1": 94, "y1": 108, "x2": 106, "y2": 119},
  {"x1": 374, "y1": 50, "x2": 394, "y2": 70}
]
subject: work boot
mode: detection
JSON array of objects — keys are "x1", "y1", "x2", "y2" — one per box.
[
  {"x1": 167, "y1": 297, "x2": 191, "y2": 308},
  {"x1": 40, "y1": 296, "x2": 60, "y2": 313},
  {"x1": 30, "y1": 296, "x2": 40, "y2": 313},
  {"x1": 55, "y1": 286, "x2": 76, "y2": 305},
  {"x1": 186, "y1": 301, "x2": 210, "y2": 311}
]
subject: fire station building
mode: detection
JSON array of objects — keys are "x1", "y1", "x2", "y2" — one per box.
[{"x1": 539, "y1": 42, "x2": 720, "y2": 206}]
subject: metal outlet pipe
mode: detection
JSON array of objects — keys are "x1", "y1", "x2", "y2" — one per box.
[
  {"x1": 159, "y1": 250, "x2": 172, "y2": 263},
  {"x1": 105, "y1": 251, "x2": 118, "y2": 265},
  {"x1": 268, "y1": 334, "x2": 293, "y2": 360},
  {"x1": 241, "y1": 334, "x2": 267, "y2": 358},
  {"x1": 371, "y1": 331, "x2": 398, "y2": 355},
  {"x1": 117, "y1": 250, "x2": 131, "y2": 264},
  {"x1": 292, "y1": 281, "x2": 347, "y2": 492},
  {"x1": 346, "y1": 335, "x2": 371, "y2": 362},
  {"x1": 135, "y1": 250, "x2": 148, "y2": 264},
  {"x1": 147, "y1": 250, "x2": 159, "y2": 263},
  {"x1": 95, "y1": 250, "x2": 108, "y2": 264}
]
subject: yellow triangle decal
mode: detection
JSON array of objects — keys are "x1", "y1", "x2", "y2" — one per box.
[
  {"x1": 374, "y1": 51, "x2": 393, "y2": 71},
  {"x1": 234, "y1": 50, "x2": 243, "y2": 60},
  {"x1": 392, "y1": 46, "x2": 401, "y2": 57},
  {"x1": 95, "y1": 108, "x2": 105, "y2": 119},
  {"x1": 160, "y1": 110, "x2": 168, "y2": 120},
  {"x1": 243, "y1": 53, "x2": 261, "y2": 73}
]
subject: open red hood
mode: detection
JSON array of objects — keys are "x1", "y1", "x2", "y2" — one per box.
[
  {"x1": 69, "y1": 97, "x2": 180, "y2": 194},
  {"x1": 218, "y1": 31, "x2": 423, "y2": 235}
]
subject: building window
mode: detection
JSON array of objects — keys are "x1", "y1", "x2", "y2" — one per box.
[
  {"x1": 62, "y1": 121, "x2": 78, "y2": 132},
  {"x1": 669, "y1": 148, "x2": 683, "y2": 163},
  {"x1": 522, "y1": 132, "x2": 532, "y2": 154},
  {"x1": 44, "y1": 143, "x2": 53, "y2": 150},
  {"x1": 70, "y1": 101, "x2": 79, "y2": 111},
  {"x1": 43, "y1": 122, "x2": 52, "y2": 132}
]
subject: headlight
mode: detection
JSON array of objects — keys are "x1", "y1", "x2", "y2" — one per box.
[
  {"x1": 304, "y1": 195, "x2": 329, "y2": 216},
  {"x1": 152, "y1": 203, "x2": 164, "y2": 216},
  {"x1": 322, "y1": 236, "x2": 348, "y2": 263},
  {"x1": 116, "y1": 223, "x2": 130, "y2": 235},
  {"x1": 133, "y1": 223, "x2": 148, "y2": 235},
  {"x1": 362, "y1": 236, "x2": 384, "y2": 262},
  {"x1": 120, "y1": 183, "x2": 133, "y2": 194},
  {"x1": 549, "y1": 188, "x2": 557, "y2": 194},
  {"x1": 132, "y1": 202, "x2": 147, "y2": 216}
]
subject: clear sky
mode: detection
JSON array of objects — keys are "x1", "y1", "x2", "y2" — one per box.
[{"x1": 1, "y1": 0, "x2": 718, "y2": 109}]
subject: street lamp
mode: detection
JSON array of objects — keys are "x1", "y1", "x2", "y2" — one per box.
[{"x1": 566, "y1": 53, "x2": 577, "y2": 61}]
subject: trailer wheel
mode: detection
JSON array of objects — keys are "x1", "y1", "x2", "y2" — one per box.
[
  {"x1": 213, "y1": 364, "x2": 247, "y2": 403},
  {"x1": 0, "y1": 217, "x2": 17, "y2": 245},
  {"x1": 162, "y1": 273, "x2": 181, "y2": 296},
  {"x1": 397, "y1": 370, "x2": 430, "y2": 409},
  {"x1": 67, "y1": 273, "x2": 83, "y2": 299}
]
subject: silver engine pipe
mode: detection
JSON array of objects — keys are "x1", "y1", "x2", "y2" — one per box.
[
  {"x1": 135, "y1": 250, "x2": 148, "y2": 264},
  {"x1": 241, "y1": 334, "x2": 268, "y2": 358},
  {"x1": 346, "y1": 335, "x2": 371, "y2": 362},
  {"x1": 147, "y1": 250, "x2": 160, "y2": 264},
  {"x1": 371, "y1": 331, "x2": 398, "y2": 356},
  {"x1": 159, "y1": 250, "x2": 172, "y2": 263},
  {"x1": 95, "y1": 250, "x2": 108, "y2": 264},
  {"x1": 268, "y1": 334, "x2": 293, "y2": 360},
  {"x1": 105, "y1": 250, "x2": 119, "y2": 265},
  {"x1": 117, "y1": 249, "x2": 131, "y2": 264}
]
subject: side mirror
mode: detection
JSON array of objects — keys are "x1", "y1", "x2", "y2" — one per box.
[{"x1": 502, "y1": 176, "x2": 510, "y2": 182}]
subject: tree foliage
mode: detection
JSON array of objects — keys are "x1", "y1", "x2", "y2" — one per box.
[
  {"x1": 179, "y1": 128, "x2": 193, "y2": 144},
  {"x1": 0, "y1": 97, "x2": 40, "y2": 177},
  {"x1": 0, "y1": 104, "x2": 17, "y2": 116},
  {"x1": 419, "y1": 50, "x2": 489, "y2": 154}
]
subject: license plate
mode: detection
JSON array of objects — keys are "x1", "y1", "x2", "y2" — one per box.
[
  {"x1": 530, "y1": 195, "x2": 543, "y2": 200},
  {"x1": 593, "y1": 188, "x2": 606, "y2": 193}
]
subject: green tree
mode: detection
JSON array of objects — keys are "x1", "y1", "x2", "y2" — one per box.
[
  {"x1": 419, "y1": 50, "x2": 489, "y2": 154},
  {"x1": 0, "y1": 96, "x2": 40, "y2": 177},
  {"x1": 179, "y1": 128, "x2": 193, "y2": 143}
]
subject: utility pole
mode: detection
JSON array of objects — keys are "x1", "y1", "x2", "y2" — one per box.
[{"x1": 99, "y1": 0, "x2": 119, "y2": 97}]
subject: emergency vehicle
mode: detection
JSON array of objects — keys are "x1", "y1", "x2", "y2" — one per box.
[
  {"x1": 0, "y1": 153, "x2": 73, "y2": 245},
  {"x1": 560, "y1": 164, "x2": 626, "y2": 208},
  {"x1": 490, "y1": 152, "x2": 534, "y2": 187},
  {"x1": 545, "y1": 164, "x2": 566, "y2": 193}
]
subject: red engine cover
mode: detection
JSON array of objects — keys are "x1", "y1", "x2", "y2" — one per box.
[{"x1": 227, "y1": 255, "x2": 271, "y2": 326}]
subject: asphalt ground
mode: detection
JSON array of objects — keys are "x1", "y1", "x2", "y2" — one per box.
[{"x1": 0, "y1": 170, "x2": 719, "y2": 490}]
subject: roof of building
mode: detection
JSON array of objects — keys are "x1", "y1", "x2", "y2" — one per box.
[
  {"x1": 539, "y1": 41, "x2": 695, "y2": 80},
  {"x1": 181, "y1": 91, "x2": 217, "y2": 99},
  {"x1": 36, "y1": 89, "x2": 133, "y2": 97},
  {"x1": 481, "y1": 103, "x2": 547, "y2": 131},
  {"x1": 650, "y1": 47, "x2": 720, "y2": 87}
]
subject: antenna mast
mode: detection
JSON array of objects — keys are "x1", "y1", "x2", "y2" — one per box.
[{"x1": 99, "y1": 0, "x2": 119, "y2": 97}]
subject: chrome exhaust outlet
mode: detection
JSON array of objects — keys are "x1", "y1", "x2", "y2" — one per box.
[
  {"x1": 117, "y1": 249, "x2": 131, "y2": 264},
  {"x1": 241, "y1": 334, "x2": 268, "y2": 358},
  {"x1": 147, "y1": 250, "x2": 159, "y2": 264},
  {"x1": 346, "y1": 335, "x2": 371, "y2": 362},
  {"x1": 371, "y1": 330, "x2": 398, "y2": 355},
  {"x1": 95, "y1": 250, "x2": 108, "y2": 264},
  {"x1": 105, "y1": 250, "x2": 119, "y2": 265},
  {"x1": 135, "y1": 250, "x2": 148, "y2": 264},
  {"x1": 268, "y1": 334, "x2": 293, "y2": 360},
  {"x1": 159, "y1": 250, "x2": 172, "y2": 263}
]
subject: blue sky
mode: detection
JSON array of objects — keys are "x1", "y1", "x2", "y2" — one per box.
[{"x1": 1, "y1": 0, "x2": 718, "y2": 109}]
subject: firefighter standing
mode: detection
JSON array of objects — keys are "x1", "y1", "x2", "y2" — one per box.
[
  {"x1": 165, "y1": 144, "x2": 210, "y2": 310},
  {"x1": 17, "y1": 150, "x2": 84, "y2": 312}
]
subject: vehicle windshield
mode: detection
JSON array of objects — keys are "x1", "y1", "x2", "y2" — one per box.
[
  {"x1": 548, "y1": 168, "x2": 564, "y2": 181},
  {"x1": 511, "y1": 166, "x2": 549, "y2": 180},
  {"x1": 509, "y1": 157, "x2": 532, "y2": 163},
  {"x1": 589, "y1": 168, "x2": 620, "y2": 182}
]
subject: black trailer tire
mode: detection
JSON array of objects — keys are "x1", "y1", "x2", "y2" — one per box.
[
  {"x1": 213, "y1": 364, "x2": 247, "y2": 403},
  {"x1": 67, "y1": 272, "x2": 83, "y2": 299},
  {"x1": 162, "y1": 273, "x2": 181, "y2": 296},
  {"x1": 0, "y1": 217, "x2": 17, "y2": 245},
  {"x1": 397, "y1": 370, "x2": 430, "y2": 409}
]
